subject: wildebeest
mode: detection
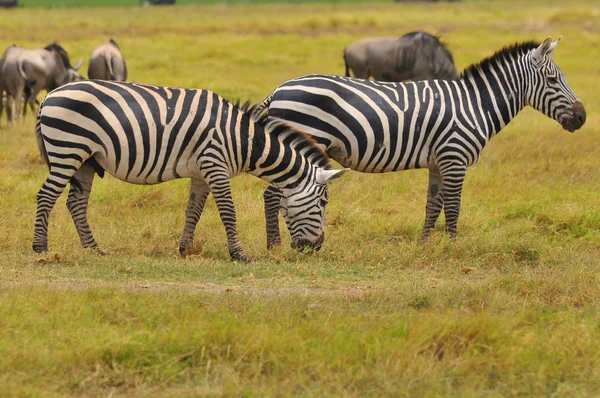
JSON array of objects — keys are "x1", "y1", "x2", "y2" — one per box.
[
  {"x1": 343, "y1": 31, "x2": 458, "y2": 82},
  {"x1": 87, "y1": 39, "x2": 127, "y2": 81},
  {"x1": 0, "y1": 44, "x2": 26, "y2": 124},
  {"x1": 0, "y1": 43, "x2": 82, "y2": 123}
]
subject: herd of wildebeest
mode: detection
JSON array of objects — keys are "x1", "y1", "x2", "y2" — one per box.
[
  {"x1": 0, "y1": 32, "x2": 450, "y2": 126},
  {"x1": 0, "y1": 39, "x2": 126, "y2": 125}
]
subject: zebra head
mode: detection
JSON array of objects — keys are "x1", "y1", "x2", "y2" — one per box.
[
  {"x1": 279, "y1": 168, "x2": 348, "y2": 251},
  {"x1": 527, "y1": 36, "x2": 586, "y2": 132}
]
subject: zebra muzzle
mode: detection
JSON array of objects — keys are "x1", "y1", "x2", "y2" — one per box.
[
  {"x1": 561, "y1": 101, "x2": 586, "y2": 132},
  {"x1": 291, "y1": 232, "x2": 324, "y2": 252}
]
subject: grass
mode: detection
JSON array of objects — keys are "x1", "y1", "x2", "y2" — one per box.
[
  {"x1": 19, "y1": 0, "x2": 390, "y2": 7},
  {"x1": 1, "y1": 0, "x2": 600, "y2": 395},
  {"x1": 2, "y1": 285, "x2": 600, "y2": 396}
]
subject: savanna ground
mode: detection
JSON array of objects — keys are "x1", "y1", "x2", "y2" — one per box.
[{"x1": 0, "y1": 0, "x2": 599, "y2": 395}]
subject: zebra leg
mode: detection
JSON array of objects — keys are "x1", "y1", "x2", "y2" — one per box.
[
  {"x1": 66, "y1": 164, "x2": 102, "y2": 254},
  {"x1": 440, "y1": 164, "x2": 467, "y2": 238},
  {"x1": 179, "y1": 178, "x2": 210, "y2": 256},
  {"x1": 33, "y1": 169, "x2": 75, "y2": 253},
  {"x1": 421, "y1": 167, "x2": 444, "y2": 241},
  {"x1": 264, "y1": 185, "x2": 283, "y2": 249},
  {"x1": 205, "y1": 174, "x2": 250, "y2": 263}
]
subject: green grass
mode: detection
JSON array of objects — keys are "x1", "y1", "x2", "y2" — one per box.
[
  {"x1": 2, "y1": 285, "x2": 600, "y2": 396},
  {"x1": 1, "y1": 0, "x2": 600, "y2": 395}
]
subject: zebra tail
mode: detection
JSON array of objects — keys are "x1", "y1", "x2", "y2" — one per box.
[{"x1": 35, "y1": 98, "x2": 50, "y2": 170}]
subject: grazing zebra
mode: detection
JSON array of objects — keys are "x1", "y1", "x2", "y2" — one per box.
[
  {"x1": 254, "y1": 37, "x2": 586, "y2": 247},
  {"x1": 33, "y1": 80, "x2": 348, "y2": 262}
]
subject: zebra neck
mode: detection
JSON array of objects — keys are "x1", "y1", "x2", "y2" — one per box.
[
  {"x1": 460, "y1": 56, "x2": 527, "y2": 140},
  {"x1": 245, "y1": 124, "x2": 308, "y2": 187}
]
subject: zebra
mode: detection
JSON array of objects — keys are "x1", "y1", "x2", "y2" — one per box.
[
  {"x1": 33, "y1": 80, "x2": 348, "y2": 262},
  {"x1": 253, "y1": 36, "x2": 586, "y2": 247}
]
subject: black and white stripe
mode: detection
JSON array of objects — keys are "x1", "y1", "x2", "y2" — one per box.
[
  {"x1": 33, "y1": 80, "x2": 347, "y2": 262},
  {"x1": 255, "y1": 37, "x2": 585, "y2": 245}
]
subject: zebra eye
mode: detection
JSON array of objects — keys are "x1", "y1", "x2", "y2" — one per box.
[{"x1": 547, "y1": 76, "x2": 558, "y2": 85}]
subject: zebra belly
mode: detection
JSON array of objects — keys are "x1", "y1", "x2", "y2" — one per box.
[{"x1": 93, "y1": 152, "x2": 196, "y2": 185}]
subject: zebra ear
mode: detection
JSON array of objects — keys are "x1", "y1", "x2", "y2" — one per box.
[
  {"x1": 532, "y1": 37, "x2": 552, "y2": 64},
  {"x1": 547, "y1": 35, "x2": 562, "y2": 57},
  {"x1": 316, "y1": 168, "x2": 349, "y2": 185}
]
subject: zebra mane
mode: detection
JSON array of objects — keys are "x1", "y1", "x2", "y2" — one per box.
[
  {"x1": 234, "y1": 99, "x2": 261, "y2": 118},
  {"x1": 234, "y1": 99, "x2": 330, "y2": 170},
  {"x1": 460, "y1": 41, "x2": 540, "y2": 78},
  {"x1": 267, "y1": 120, "x2": 331, "y2": 170}
]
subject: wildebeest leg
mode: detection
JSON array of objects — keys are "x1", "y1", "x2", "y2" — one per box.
[
  {"x1": 0, "y1": 92, "x2": 4, "y2": 127},
  {"x1": 203, "y1": 172, "x2": 249, "y2": 263},
  {"x1": 7, "y1": 95, "x2": 14, "y2": 124},
  {"x1": 421, "y1": 167, "x2": 444, "y2": 241},
  {"x1": 12, "y1": 88, "x2": 23, "y2": 123},
  {"x1": 440, "y1": 163, "x2": 467, "y2": 239},
  {"x1": 29, "y1": 99, "x2": 37, "y2": 114},
  {"x1": 22, "y1": 85, "x2": 31, "y2": 118},
  {"x1": 22, "y1": 98, "x2": 28, "y2": 118},
  {"x1": 66, "y1": 163, "x2": 103, "y2": 254},
  {"x1": 264, "y1": 185, "x2": 283, "y2": 249},
  {"x1": 23, "y1": 96, "x2": 37, "y2": 118},
  {"x1": 179, "y1": 178, "x2": 210, "y2": 256},
  {"x1": 23, "y1": 82, "x2": 43, "y2": 118}
]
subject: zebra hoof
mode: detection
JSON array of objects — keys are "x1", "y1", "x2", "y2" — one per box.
[
  {"x1": 266, "y1": 238, "x2": 282, "y2": 250},
  {"x1": 445, "y1": 230, "x2": 458, "y2": 241},
  {"x1": 179, "y1": 245, "x2": 189, "y2": 256},
  {"x1": 81, "y1": 246, "x2": 105, "y2": 256},
  {"x1": 180, "y1": 242, "x2": 201, "y2": 257},
  {"x1": 32, "y1": 243, "x2": 48, "y2": 253},
  {"x1": 231, "y1": 253, "x2": 251, "y2": 263}
]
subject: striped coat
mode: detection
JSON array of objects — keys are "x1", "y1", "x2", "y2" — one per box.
[
  {"x1": 33, "y1": 80, "x2": 347, "y2": 261},
  {"x1": 255, "y1": 37, "x2": 586, "y2": 246}
]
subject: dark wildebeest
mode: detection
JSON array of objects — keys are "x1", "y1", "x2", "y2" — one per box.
[
  {"x1": 88, "y1": 39, "x2": 127, "y2": 81},
  {"x1": 0, "y1": 43, "x2": 82, "y2": 123},
  {"x1": 21, "y1": 43, "x2": 83, "y2": 117},
  {"x1": 0, "y1": 44, "x2": 26, "y2": 125},
  {"x1": 343, "y1": 31, "x2": 457, "y2": 82}
]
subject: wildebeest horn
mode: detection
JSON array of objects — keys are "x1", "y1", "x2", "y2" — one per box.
[{"x1": 74, "y1": 58, "x2": 83, "y2": 71}]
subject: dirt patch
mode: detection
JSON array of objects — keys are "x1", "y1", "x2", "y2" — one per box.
[{"x1": 0, "y1": 278, "x2": 380, "y2": 298}]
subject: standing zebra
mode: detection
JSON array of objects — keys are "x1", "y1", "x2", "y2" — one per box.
[
  {"x1": 254, "y1": 37, "x2": 586, "y2": 247},
  {"x1": 33, "y1": 80, "x2": 347, "y2": 262}
]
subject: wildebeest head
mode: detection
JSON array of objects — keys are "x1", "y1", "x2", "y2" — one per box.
[{"x1": 44, "y1": 43, "x2": 83, "y2": 85}]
